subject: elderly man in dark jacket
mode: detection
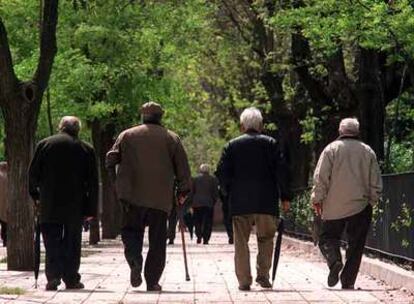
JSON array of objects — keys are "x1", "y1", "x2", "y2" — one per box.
[
  {"x1": 106, "y1": 101, "x2": 191, "y2": 291},
  {"x1": 190, "y1": 164, "x2": 219, "y2": 245},
  {"x1": 29, "y1": 116, "x2": 98, "y2": 291},
  {"x1": 216, "y1": 107, "x2": 291, "y2": 291}
]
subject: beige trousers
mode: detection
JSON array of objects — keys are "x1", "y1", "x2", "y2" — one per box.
[{"x1": 233, "y1": 214, "x2": 278, "y2": 286}]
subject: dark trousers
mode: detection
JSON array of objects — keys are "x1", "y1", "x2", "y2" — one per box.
[
  {"x1": 221, "y1": 202, "x2": 233, "y2": 241},
  {"x1": 0, "y1": 220, "x2": 6, "y2": 247},
  {"x1": 121, "y1": 205, "x2": 167, "y2": 286},
  {"x1": 193, "y1": 206, "x2": 214, "y2": 243},
  {"x1": 167, "y1": 206, "x2": 178, "y2": 242},
  {"x1": 41, "y1": 222, "x2": 83, "y2": 285},
  {"x1": 183, "y1": 212, "x2": 194, "y2": 239},
  {"x1": 319, "y1": 205, "x2": 372, "y2": 287}
]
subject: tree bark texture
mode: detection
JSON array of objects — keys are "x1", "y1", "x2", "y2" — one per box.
[
  {"x1": 91, "y1": 119, "x2": 119, "y2": 240},
  {"x1": 0, "y1": 0, "x2": 59, "y2": 270},
  {"x1": 2, "y1": 88, "x2": 40, "y2": 270}
]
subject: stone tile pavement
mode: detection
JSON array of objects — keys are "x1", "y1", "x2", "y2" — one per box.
[{"x1": 0, "y1": 231, "x2": 413, "y2": 303}]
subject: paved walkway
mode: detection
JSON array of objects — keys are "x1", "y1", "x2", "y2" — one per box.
[{"x1": 0, "y1": 231, "x2": 413, "y2": 303}]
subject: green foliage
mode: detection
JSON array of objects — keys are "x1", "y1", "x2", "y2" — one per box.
[
  {"x1": 391, "y1": 202, "x2": 413, "y2": 248},
  {"x1": 0, "y1": 286, "x2": 25, "y2": 295},
  {"x1": 288, "y1": 190, "x2": 313, "y2": 229}
]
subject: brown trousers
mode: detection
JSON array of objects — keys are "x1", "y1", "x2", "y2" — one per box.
[{"x1": 233, "y1": 214, "x2": 278, "y2": 286}]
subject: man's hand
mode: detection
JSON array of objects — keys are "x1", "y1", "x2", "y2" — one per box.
[
  {"x1": 282, "y1": 200, "x2": 290, "y2": 213},
  {"x1": 312, "y1": 202, "x2": 322, "y2": 216},
  {"x1": 84, "y1": 216, "x2": 94, "y2": 222}
]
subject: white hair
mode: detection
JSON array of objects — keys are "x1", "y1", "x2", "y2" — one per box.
[
  {"x1": 59, "y1": 116, "x2": 81, "y2": 136},
  {"x1": 339, "y1": 118, "x2": 360, "y2": 136},
  {"x1": 199, "y1": 164, "x2": 210, "y2": 174},
  {"x1": 240, "y1": 107, "x2": 263, "y2": 131}
]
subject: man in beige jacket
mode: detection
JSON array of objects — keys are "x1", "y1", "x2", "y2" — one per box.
[
  {"x1": 311, "y1": 118, "x2": 382, "y2": 290},
  {"x1": 106, "y1": 102, "x2": 191, "y2": 291}
]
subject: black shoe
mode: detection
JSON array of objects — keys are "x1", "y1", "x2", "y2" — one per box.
[
  {"x1": 256, "y1": 277, "x2": 272, "y2": 288},
  {"x1": 328, "y1": 261, "x2": 343, "y2": 287},
  {"x1": 197, "y1": 238, "x2": 201, "y2": 244},
  {"x1": 168, "y1": 239, "x2": 174, "y2": 245},
  {"x1": 147, "y1": 283, "x2": 162, "y2": 291},
  {"x1": 238, "y1": 284, "x2": 251, "y2": 291},
  {"x1": 203, "y1": 240, "x2": 209, "y2": 245},
  {"x1": 228, "y1": 238, "x2": 234, "y2": 244},
  {"x1": 45, "y1": 280, "x2": 60, "y2": 291},
  {"x1": 342, "y1": 285, "x2": 355, "y2": 290},
  {"x1": 65, "y1": 282, "x2": 84, "y2": 290},
  {"x1": 130, "y1": 268, "x2": 142, "y2": 287}
]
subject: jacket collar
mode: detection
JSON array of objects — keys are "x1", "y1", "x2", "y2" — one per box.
[
  {"x1": 245, "y1": 129, "x2": 260, "y2": 135},
  {"x1": 337, "y1": 134, "x2": 360, "y2": 140},
  {"x1": 143, "y1": 121, "x2": 162, "y2": 126}
]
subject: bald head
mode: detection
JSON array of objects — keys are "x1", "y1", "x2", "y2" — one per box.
[{"x1": 59, "y1": 116, "x2": 81, "y2": 137}]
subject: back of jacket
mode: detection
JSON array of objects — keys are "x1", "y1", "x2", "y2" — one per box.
[
  {"x1": 106, "y1": 124, "x2": 191, "y2": 213},
  {"x1": 216, "y1": 131, "x2": 290, "y2": 216},
  {"x1": 191, "y1": 174, "x2": 219, "y2": 208},
  {"x1": 29, "y1": 133, "x2": 98, "y2": 224}
]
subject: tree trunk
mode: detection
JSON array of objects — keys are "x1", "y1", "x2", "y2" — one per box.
[
  {"x1": 357, "y1": 48, "x2": 385, "y2": 161},
  {"x1": 91, "y1": 119, "x2": 119, "y2": 239},
  {"x1": 0, "y1": 0, "x2": 58, "y2": 269},
  {"x1": 3, "y1": 86, "x2": 41, "y2": 270}
]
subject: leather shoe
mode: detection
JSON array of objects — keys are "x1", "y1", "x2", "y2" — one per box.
[
  {"x1": 328, "y1": 261, "x2": 343, "y2": 287},
  {"x1": 342, "y1": 285, "x2": 355, "y2": 290},
  {"x1": 238, "y1": 284, "x2": 251, "y2": 291},
  {"x1": 65, "y1": 282, "x2": 84, "y2": 290},
  {"x1": 45, "y1": 280, "x2": 60, "y2": 291},
  {"x1": 256, "y1": 277, "x2": 272, "y2": 288},
  {"x1": 147, "y1": 283, "x2": 162, "y2": 291},
  {"x1": 130, "y1": 268, "x2": 142, "y2": 287}
]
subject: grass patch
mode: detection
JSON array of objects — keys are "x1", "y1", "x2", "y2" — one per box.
[
  {"x1": 0, "y1": 257, "x2": 6, "y2": 263},
  {"x1": 0, "y1": 286, "x2": 25, "y2": 295}
]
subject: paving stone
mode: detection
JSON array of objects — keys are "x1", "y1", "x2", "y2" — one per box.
[{"x1": 0, "y1": 231, "x2": 412, "y2": 303}]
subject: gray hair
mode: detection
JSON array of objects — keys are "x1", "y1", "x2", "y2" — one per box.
[
  {"x1": 199, "y1": 163, "x2": 210, "y2": 174},
  {"x1": 339, "y1": 118, "x2": 360, "y2": 136},
  {"x1": 240, "y1": 107, "x2": 263, "y2": 132},
  {"x1": 59, "y1": 116, "x2": 81, "y2": 136}
]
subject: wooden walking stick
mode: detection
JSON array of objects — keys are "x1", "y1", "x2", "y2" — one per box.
[{"x1": 178, "y1": 205, "x2": 190, "y2": 281}]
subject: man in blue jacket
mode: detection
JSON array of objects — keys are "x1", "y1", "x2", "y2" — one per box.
[{"x1": 216, "y1": 107, "x2": 291, "y2": 291}]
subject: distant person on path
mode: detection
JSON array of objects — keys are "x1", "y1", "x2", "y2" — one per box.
[
  {"x1": 0, "y1": 161, "x2": 7, "y2": 247},
  {"x1": 106, "y1": 102, "x2": 191, "y2": 291},
  {"x1": 29, "y1": 116, "x2": 99, "y2": 291},
  {"x1": 216, "y1": 107, "x2": 291, "y2": 291},
  {"x1": 190, "y1": 164, "x2": 219, "y2": 245},
  {"x1": 311, "y1": 118, "x2": 382, "y2": 290}
]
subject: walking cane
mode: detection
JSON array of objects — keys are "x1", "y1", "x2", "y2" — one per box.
[
  {"x1": 178, "y1": 205, "x2": 190, "y2": 281},
  {"x1": 33, "y1": 200, "x2": 41, "y2": 289}
]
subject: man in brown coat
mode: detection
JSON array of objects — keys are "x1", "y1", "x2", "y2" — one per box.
[{"x1": 106, "y1": 101, "x2": 191, "y2": 291}]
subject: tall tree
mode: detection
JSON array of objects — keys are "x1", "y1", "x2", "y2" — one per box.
[{"x1": 0, "y1": 0, "x2": 59, "y2": 270}]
